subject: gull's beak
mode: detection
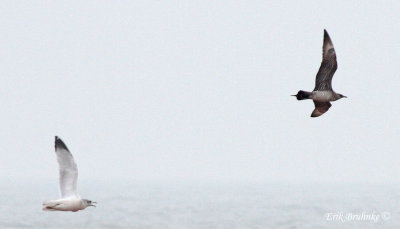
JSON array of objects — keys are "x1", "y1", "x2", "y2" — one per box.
[
  {"x1": 90, "y1": 202, "x2": 97, "y2": 207},
  {"x1": 291, "y1": 95, "x2": 296, "y2": 97},
  {"x1": 343, "y1": 96, "x2": 347, "y2": 98}
]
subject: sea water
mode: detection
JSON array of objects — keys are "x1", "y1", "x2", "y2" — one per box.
[{"x1": 0, "y1": 180, "x2": 398, "y2": 228}]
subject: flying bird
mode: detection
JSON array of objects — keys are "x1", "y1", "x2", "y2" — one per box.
[
  {"x1": 292, "y1": 30, "x2": 346, "y2": 117},
  {"x1": 43, "y1": 136, "x2": 96, "y2": 212}
]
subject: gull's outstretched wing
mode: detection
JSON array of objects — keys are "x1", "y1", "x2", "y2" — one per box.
[
  {"x1": 314, "y1": 30, "x2": 338, "y2": 91},
  {"x1": 311, "y1": 101, "x2": 332, "y2": 117},
  {"x1": 54, "y1": 136, "x2": 79, "y2": 199}
]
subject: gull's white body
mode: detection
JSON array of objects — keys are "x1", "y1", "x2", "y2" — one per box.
[
  {"x1": 43, "y1": 198, "x2": 86, "y2": 212},
  {"x1": 43, "y1": 136, "x2": 96, "y2": 212}
]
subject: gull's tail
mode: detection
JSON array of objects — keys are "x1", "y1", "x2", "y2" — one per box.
[
  {"x1": 42, "y1": 206, "x2": 56, "y2": 211},
  {"x1": 42, "y1": 200, "x2": 58, "y2": 211}
]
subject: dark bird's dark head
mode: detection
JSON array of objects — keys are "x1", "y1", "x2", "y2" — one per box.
[{"x1": 336, "y1": 93, "x2": 347, "y2": 100}]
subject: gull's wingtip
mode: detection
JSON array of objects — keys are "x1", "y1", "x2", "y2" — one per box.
[
  {"x1": 55, "y1": 136, "x2": 61, "y2": 144},
  {"x1": 55, "y1": 136, "x2": 69, "y2": 151}
]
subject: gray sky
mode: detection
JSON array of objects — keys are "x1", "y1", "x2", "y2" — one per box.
[{"x1": 1, "y1": 1, "x2": 399, "y2": 183}]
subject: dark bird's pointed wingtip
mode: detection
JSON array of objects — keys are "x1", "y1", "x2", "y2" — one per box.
[
  {"x1": 321, "y1": 29, "x2": 335, "y2": 56},
  {"x1": 324, "y1": 29, "x2": 330, "y2": 38}
]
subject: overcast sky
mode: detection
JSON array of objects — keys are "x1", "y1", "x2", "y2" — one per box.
[{"x1": 1, "y1": 1, "x2": 399, "y2": 183}]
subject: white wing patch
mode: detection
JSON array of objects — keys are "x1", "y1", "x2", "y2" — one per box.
[{"x1": 55, "y1": 137, "x2": 79, "y2": 199}]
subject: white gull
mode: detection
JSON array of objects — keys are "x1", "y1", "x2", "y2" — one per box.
[{"x1": 43, "y1": 136, "x2": 96, "y2": 212}]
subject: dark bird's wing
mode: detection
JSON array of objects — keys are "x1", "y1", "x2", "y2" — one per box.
[
  {"x1": 54, "y1": 136, "x2": 79, "y2": 198},
  {"x1": 314, "y1": 30, "x2": 337, "y2": 91},
  {"x1": 311, "y1": 101, "x2": 332, "y2": 117}
]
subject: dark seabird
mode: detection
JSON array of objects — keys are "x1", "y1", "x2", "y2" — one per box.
[{"x1": 292, "y1": 30, "x2": 346, "y2": 117}]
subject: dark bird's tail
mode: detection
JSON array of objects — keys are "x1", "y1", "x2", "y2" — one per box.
[{"x1": 292, "y1": 90, "x2": 312, "y2": 100}]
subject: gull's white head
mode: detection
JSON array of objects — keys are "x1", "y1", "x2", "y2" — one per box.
[{"x1": 82, "y1": 199, "x2": 97, "y2": 208}]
